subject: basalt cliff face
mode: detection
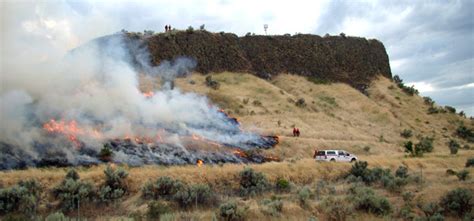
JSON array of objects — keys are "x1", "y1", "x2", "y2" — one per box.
[{"x1": 136, "y1": 31, "x2": 391, "y2": 91}]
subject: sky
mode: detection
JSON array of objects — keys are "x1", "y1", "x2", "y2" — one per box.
[{"x1": 1, "y1": 0, "x2": 473, "y2": 115}]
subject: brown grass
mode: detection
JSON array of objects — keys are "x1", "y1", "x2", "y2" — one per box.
[{"x1": 1, "y1": 72, "x2": 473, "y2": 220}]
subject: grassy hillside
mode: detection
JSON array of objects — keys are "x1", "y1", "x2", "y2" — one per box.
[{"x1": 1, "y1": 73, "x2": 473, "y2": 220}]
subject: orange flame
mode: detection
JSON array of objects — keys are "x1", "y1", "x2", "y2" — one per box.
[
  {"x1": 197, "y1": 159, "x2": 203, "y2": 167},
  {"x1": 142, "y1": 91, "x2": 154, "y2": 98},
  {"x1": 43, "y1": 119, "x2": 83, "y2": 147}
]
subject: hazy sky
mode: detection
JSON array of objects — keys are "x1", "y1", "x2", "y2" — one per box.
[{"x1": 1, "y1": 0, "x2": 473, "y2": 115}]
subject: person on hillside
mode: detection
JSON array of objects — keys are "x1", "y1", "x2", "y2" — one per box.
[
  {"x1": 296, "y1": 128, "x2": 300, "y2": 137},
  {"x1": 313, "y1": 149, "x2": 319, "y2": 158},
  {"x1": 293, "y1": 127, "x2": 297, "y2": 137},
  {"x1": 168, "y1": 25, "x2": 172, "y2": 31},
  {"x1": 165, "y1": 25, "x2": 168, "y2": 32}
]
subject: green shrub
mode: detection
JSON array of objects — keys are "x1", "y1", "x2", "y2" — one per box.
[
  {"x1": 205, "y1": 76, "x2": 220, "y2": 90},
  {"x1": 423, "y1": 96, "x2": 435, "y2": 106},
  {"x1": 142, "y1": 176, "x2": 185, "y2": 200},
  {"x1": 395, "y1": 166, "x2": 409, "y2": 179},
  {"x1": 295, "y1": 98, "x2": 306, "y2": 107},
  {"x1": 400, "y1": 129, "x2": 413, "y2": 138},
  {"x1": 448, "y1": 139, "x2": 459, "y2": 154},
  {"x1": 416, "y1": 137, "x2": 434, "y2": 153},
  {"x1": 44, "y1": 212, "x2": 71, "y2": 221},
  {"x1": 186, "y1": 26, "x2": 194, "y2": 33},
  {"x1": 348, "y1": 185, "x2": 391, "y2": 216},
  {"x1": 428, "y1": 106, "x2": 440, "y2": 114},
  {"x1": 275, "y1": 178, "x2": 290, "y2": 192},
  {"x1": 53, "y1": 174, "x2": 95, "y2": 211},
  {"x1": 417, "y1": 202, "x2": 444, "y2": 221},
  {"x1": 218, "y1": 201, "x2": 247, "y2": 221},
  {"x1": 260, "y1": 197, "x2": 283, "y2": 217},
  {"x1": 297, "y1": 186, "x2": 311, "y2": 206},
  {"x1": 147, "y1": 201, "x2": 171, "y2": 220},
  {"x1": 456, "y1": 170, "x2": 469, "y2": 181},
  {"x1": 456, "y1": 125, "x2": 474, "y2": 142},
  {"x1": 173, "y1": 183, "x2": 215, "y2": 208},
  {"x1": 0, "y1": 179, "x2": 41, "y2": 215},
  {"x1": 99, "y1": 166, "x2": 128, "y2": 202},
  {"x1": 348, "y1": 161, "x2": 375, "y2": 184},
  {"x1": 446, "y1": 169, "x2": 457, "y2": 176},
  {"x1": 239, "y1": 168, "x2": 269, "y2": 196},
  {"x1": 439, "y1": 188, "x2": 473, "y2": 217},
  {"x1": 444, "y1": 106, "x2": 456, "y2": 114},
  {"x1": 65, "y1": 169, "x2": 80, "y2": 181},
  {"x1": 320, "y1": 196, "x2": 353, "y2": 221},
  {"x1": 99, "y1": 144, "x2": 114, "y2": 162},
  {"x1": 466, "y1": 158, "x2": 474, "y2": 167}
]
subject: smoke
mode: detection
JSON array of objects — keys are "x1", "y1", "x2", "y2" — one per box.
[{"x1": 1, "y1": 4, "x2": 276, "y2": 169}]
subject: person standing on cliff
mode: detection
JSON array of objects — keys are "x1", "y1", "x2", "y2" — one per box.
[{"x1": 165, "y1": 25, "x2": 168, "y2": 32}]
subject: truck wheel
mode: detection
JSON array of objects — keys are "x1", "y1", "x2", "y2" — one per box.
[
  {"x1": 330, "y1": 158, "x2": 336, "y2": 162},
  {"x1": 351, "y1": 158, "x2": 356, "y2": 162}
]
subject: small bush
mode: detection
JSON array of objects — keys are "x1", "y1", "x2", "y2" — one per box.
[
  {"x1": 147, "y1": 201, "x2": 171, "y2": 220},
  {"x1": 416, "y1": 136, "x2": 434, "y2": 153},
  {"x1": 295, "y1": 98, "x2": 306, "y2": 107},
  {"x1": 99, "y1": 144, "x2": 114, "y2": 162},
  {"x1": 275, "y1": 178, "x2": 290, "y2": 192},
  {"x1": 142, "y1": 176, "x2": 185, "y2": 200},
  {"x1": 363, "y1": 146, "x2": 371, "y2": 153},
  {"x1": 456, "y1": 125, "x2": 474, "y2": 142},
  {"x1": 456, "y1": 170, "x2": 469, "y2": 181},
  {"x1": 199, "y1": 24, "x2": 205, "y2": 30},
  {"x1": 239, "y1": 168, "x2": 269, "y2": 196},
  {"x1": 439, "y1": 188, "x2": 473, "y2": 217},
  {"x1": 446, "y1": 169, "x2": 457, "y2": 176},
  {"x1": 348, "y1": 185, "x2": 391, "y2": 216},
  {"x1": 465, "y1": 158, "x2": 474, "y2": 167},
  {"x1": 173, "y1": 184, "x2": 215, "y2": 208},
  {"x1": 186, "y1": 26, "x2": 194, "y2": 33},
  {"x1": 205, "y1": 76, "x2": 220, "y2": 90},
  {"x1": 349, "y1": 161, "x2": 375, "y2": 184},
  {"x1": 395, "y1": 166, "x2": 409, "y2": 179},
  {"x1": 53, "y1": 174, "x2": 95, "y2": 211},
  {"x1": 0, "y1": 179, "x2": 42, "y2": 215},
  {"x1": 218, "y1": 201, "x2": 247, "y2": 221},
  {"x1": 260, "y1": 197, "x2": 283, "y2": 217},
  {"x1": 417, "y1": 202, "x2": 444, "y2": 221},
  {"x1": 428, "y1": 106, "x2": 440, "y2": 114},
  {"x1": 99, "y1": 166, "x2": 128, "y2": 202},
  {"x1": 297, "y1": 186, "x2": 311, "y2": 206},
  {"x1": 320, "y1": 196, "x2": 353, "y2": 221},
  {"x1": 400, "y1": 129, "x2": 413, "y2": 138},
  {"x1": 423, "y1": 96, "x2": 435, "y2": 106},
  {"x1": 252, "y1": 100, "x2": 262, "y2": 106},
  {"x1": 444, "y1": 106, "x2": 456, "y2": 113},
  {"x1": 448, "y1": 139, "x2": 459, "y2": 154}
]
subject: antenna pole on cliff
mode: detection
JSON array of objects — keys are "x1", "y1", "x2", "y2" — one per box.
[{"x1": 264, "y1": 24, "x2": 268, "y2": 35}]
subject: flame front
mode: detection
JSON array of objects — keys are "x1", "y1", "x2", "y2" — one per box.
[{"x1": 197, "y1": 159, "x2": 203, "y2": 167}]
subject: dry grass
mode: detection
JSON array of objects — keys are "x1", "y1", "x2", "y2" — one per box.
[{"x1": 1, "y1": 72, "x2": 473, "y2": 220}]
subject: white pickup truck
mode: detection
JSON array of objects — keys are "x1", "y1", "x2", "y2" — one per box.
[{"x1": 314, "y1": 150, "x2": 357, "y2": 162}]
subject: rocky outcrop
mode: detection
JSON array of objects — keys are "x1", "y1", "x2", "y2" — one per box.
[{"x1": 137, "y1": 31, "x2": 391, "y2": 90}]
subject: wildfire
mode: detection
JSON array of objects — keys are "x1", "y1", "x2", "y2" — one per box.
[
  {"x1": 197, "y1": 159, "x2": 203, "y2": 167},
  {"x1": 43, "y1": 119, "x2": 83, "y2": 147},
  {"x1": 233, "y1": 149, "x2": 248, "y2": 158},
  {"x1": 142, "y1": 91, "x2": 154, "y2": 98}
]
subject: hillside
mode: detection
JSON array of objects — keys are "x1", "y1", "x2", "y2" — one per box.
[
  {"x1": 2, "y1": 71, "x2": 472, "y2": 220},
  {"x1": 129, "y1": 30, "x2": 391, "y2": 91}
]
